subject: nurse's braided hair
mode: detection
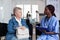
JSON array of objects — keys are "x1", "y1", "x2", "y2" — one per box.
[{"x1": 46, "y1": 5, "x2": 56, "y2": 17}]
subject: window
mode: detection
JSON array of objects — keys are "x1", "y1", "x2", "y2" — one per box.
[
  {"x1": 16, "y1": 4, "x2": 38, "y2": 19},
  {"x1": 24, "y1": 5, "x2": 31, "y2": 18},
  {"x1": 32, "y1": 5, "x2": 38, "y2": 19}
]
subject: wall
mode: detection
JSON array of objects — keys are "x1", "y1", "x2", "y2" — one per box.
[
  {"x1": 0, "y1": 0, "x2": 12, "y2": 23},
  {"x1": 0, "y1": 0, "x2": 45, "y2": 23}
]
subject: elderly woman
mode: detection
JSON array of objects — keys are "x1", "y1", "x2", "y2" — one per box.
[{"x1": 6, "y1": 7, "x2": 29, "y2": 40}]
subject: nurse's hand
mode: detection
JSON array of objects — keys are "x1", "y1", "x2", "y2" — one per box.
[
  {"x1": 42, "y1": 30, "x2": 46, "y2": 33},
  {"x1": 42, "y1": 30, "x2": 56, "y2": 35},
  {"x1": 44, "y1": 32, "x2": 56, "y2": 35}
]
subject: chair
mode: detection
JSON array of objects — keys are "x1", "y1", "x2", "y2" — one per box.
[{"x1": 0, "y1": 23, "x2": 8, "y2": 40}]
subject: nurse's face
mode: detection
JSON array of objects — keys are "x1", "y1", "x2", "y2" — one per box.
[
  {"x1": 44, "y1": 7, "x2": 51, "y2": 16},
  {"x1": 15, "y1": 9, "x2": 22, "y2": 18}
]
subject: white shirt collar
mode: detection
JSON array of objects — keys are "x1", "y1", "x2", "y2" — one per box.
[{"x1": 15, "y1": 17, "x2": 22, "y2": 26}]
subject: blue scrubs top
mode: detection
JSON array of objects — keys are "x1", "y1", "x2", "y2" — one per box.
[{"x1": 37, "y1": 16, "x2": 59, "y2": 40}]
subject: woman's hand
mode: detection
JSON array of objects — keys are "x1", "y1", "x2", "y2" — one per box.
[{"x1": 19, "y1": 26, "x2": 26, "y2": 30}]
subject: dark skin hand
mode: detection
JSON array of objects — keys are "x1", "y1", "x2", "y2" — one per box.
[{"x1": 42, "y1": 30, "x2": 56, "y2": 35}]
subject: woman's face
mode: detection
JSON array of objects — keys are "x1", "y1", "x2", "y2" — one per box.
[
  {"x1": 15, "y1": 9, "x2": 22, "y2": 18},
  {"x1": 44, "y1": 7, "x2": 51, "y2": 15}
]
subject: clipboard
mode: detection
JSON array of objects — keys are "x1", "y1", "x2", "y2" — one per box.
[{"x1": 36, "y1": 26, "x2": 49, "y2": 32}]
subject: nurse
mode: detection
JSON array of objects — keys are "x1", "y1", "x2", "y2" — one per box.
[
  {"x1": 6, "y1": 7, "x2": 29, "y2": 40},
  {"x1": 37, "y1": 5, "x2": 59, "y2": 40}
]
